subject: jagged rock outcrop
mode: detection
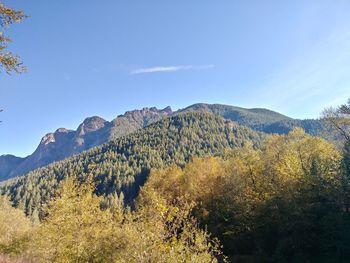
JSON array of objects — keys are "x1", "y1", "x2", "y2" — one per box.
[
  {"x1": 1, "y1": 106, "x2": 172, "y2": 180},
  {"x1": 0, "y1": 103, "x2": 325, "y2": 181}
]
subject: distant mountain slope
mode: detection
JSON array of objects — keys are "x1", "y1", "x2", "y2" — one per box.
[
  {"x1": 0, "y1": 103, "x2": 325, "y2": 182},
  {"x1": 181, "y1": 103, "x2": 324, "y2": 135},
  {"x1": 0, "y1": 107, "x2": 172, "y2": 180},
  {"x1": 0, "y1": 155, "x2": 25, "y2": 181},
  {"x1": 181, "y1": 103, "x2": 291, "y2": 125},
  {"x1": 0, "y1": 112, "x2": 263, "y2": 216}
]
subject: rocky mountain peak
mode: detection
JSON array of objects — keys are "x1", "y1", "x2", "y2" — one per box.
[
  {"x1": 161, "y1": 106, "x2": 172, "y2": 114},
  {"x1": 55, "y1": 128, "x2": 72, "y2": 134},
  {"x1": 39, "y1": 128, "x2": 74, "y2": 146},
  {"x1": 124, "y1": 106, "x2": 172, "y2": 117},
  {"x1": 2, "y1": 103, "x2": 321, "y2": 183},
  {"x1": 40, "y1": 133, "x2": 56, "y2": 145},
  {"x1": 77, "y1": 116, "x2": 107, "y2": 136}
]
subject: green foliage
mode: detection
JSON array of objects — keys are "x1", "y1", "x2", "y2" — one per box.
[
  {"x1": 2, "y1": 111, "x2": 347, "y2": 262},
  {"x1": 27, "y1": 177, "x2": 222, "y2": 263},
  {"x1": 143, "y1": 129, "x2": 350, "y2": 262},
  {"x1": 182, "y1": 103, "x2": 325, "y2": 136},
  {"x1": 29, "y1": 177, "x2": 125, "y2": 263},
  {"x1": 1, "y1": 112, "x2": 263, "y2": 217},
  {"x1": 343, "y1": 140, "x2": 350, "y2": 177}
]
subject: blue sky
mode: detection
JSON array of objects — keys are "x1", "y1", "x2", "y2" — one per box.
[{"x1": 1, "y1": 0, "x2": 350, "y2": 157}]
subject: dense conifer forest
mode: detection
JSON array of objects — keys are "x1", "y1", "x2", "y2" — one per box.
[
  {"x1": 1, "y1": 112, "x2": 263, "y2": 218},
  {"x1": 0, "y1": 99, "x2": 350, "y2": 262},
  {"x1": 2, "y1": 1, "x2": 350, "y2": 262},
  {"x1": 181, "y1": 103, "x2": 326, "y2": 136}
]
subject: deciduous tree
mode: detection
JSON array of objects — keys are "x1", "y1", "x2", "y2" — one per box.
[{"x1": 0, "y1": 2, "x2": 26, "y2": 74}]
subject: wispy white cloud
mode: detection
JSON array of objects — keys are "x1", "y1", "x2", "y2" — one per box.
[{"x1": 130, "y1": 64, "x2": 214, "y2": 75}]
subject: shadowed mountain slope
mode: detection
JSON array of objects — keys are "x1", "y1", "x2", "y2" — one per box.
[
  {"x1": 181, "y1": 103, "x2": 324, "y2": 135},
  {"x1": 0, "y1": 112, "x2": 263, "y2": 216},
  {"x1": 0, "y1": 103, "x2": 325, "y2": 182},
  {"x1": 0, "y1": 107, "x2": 172, "y2": 180}
]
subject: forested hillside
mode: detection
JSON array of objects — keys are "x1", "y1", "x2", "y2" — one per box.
[
  {"x1": 1, "y1": 103, "x2": 327, "y2": 182},
  {"x1": 1, "y1": 1, "x2": 349, "y2": 262},
  {"x1": 0, "y1": 112, "x2": 263, "y2": 217},
  {"x1": 1, "y1": 127, "x2": 349, "y2": 263},
  {"x1": 0, "y1": 155, "x2": 24, "y2": 182},
  {"x1": 1, "y1": 100, "x2": 349, "y2": 263},
  {"x1": 182, "y1": 103, "x2": 325, "y2": 135},
  {"x1": 0, "y1": 107, "x2": 172, "y2": 181},
  {"x1": 141, "y1": 129, "x2": 350, "y2": 262}
]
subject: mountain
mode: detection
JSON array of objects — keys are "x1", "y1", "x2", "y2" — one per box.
[
  {"x1": 181, "y1": 103, "x2": 324, "y2": 135},
  {"x1": 0, "y1": 155, "x2": 24, "y2": 181},
  {"x1": 0, "y1": 112, "x2": 263, "y2": 216},
  {"x1": 0, "y1": 103, "x2": 325, "y2": 182},
  {"x1": 0, "y1": 107, "x2": 172, "y2": 180},
  {"x1": 181, "y1": 103, "x2": 292, "y2": 125}
]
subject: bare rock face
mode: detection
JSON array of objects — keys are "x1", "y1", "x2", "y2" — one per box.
[
  {"x1": 40, "y1": 133, "x2": 56, "y2": 145},
  {"x1": 3, "y1": 106, "x2": 172, "y2": 180},
  {"x1": 3, "y1": 103, "x2": 322, "y2": 181},
  {"x1": 9, "y1": 128, "x2": 76, "y2": 178},
  {"x1": 77, "y1": 116, "x2": 107, "y2": 136},
  {"x1": 74, "y1": 116, "x2": 109, "y2": 150}
]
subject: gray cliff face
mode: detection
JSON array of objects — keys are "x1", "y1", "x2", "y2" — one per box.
[
  {"x1": 0, "y1": 103, "x2": 324, "y2": 182},
  {"x1": 2, "y1": 106, "x2": 172, "y2": 180}
]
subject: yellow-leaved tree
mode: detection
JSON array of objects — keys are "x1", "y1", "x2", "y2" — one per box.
[
  {"x1": 0, "y1": 196, "x2": 32, "y2": 257},
  {"x1": 0, "y1": 2, "x2": 26, "y2": 74},
  {"x1": 29, "y1": 177, "x2": 126, "y2": 263},
  {"x1": 29, "y1": 176, "x2": 223, "y2": 263},
  {"x1": 143, "y1": 129, "x2": 347, "y2": 262}
]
